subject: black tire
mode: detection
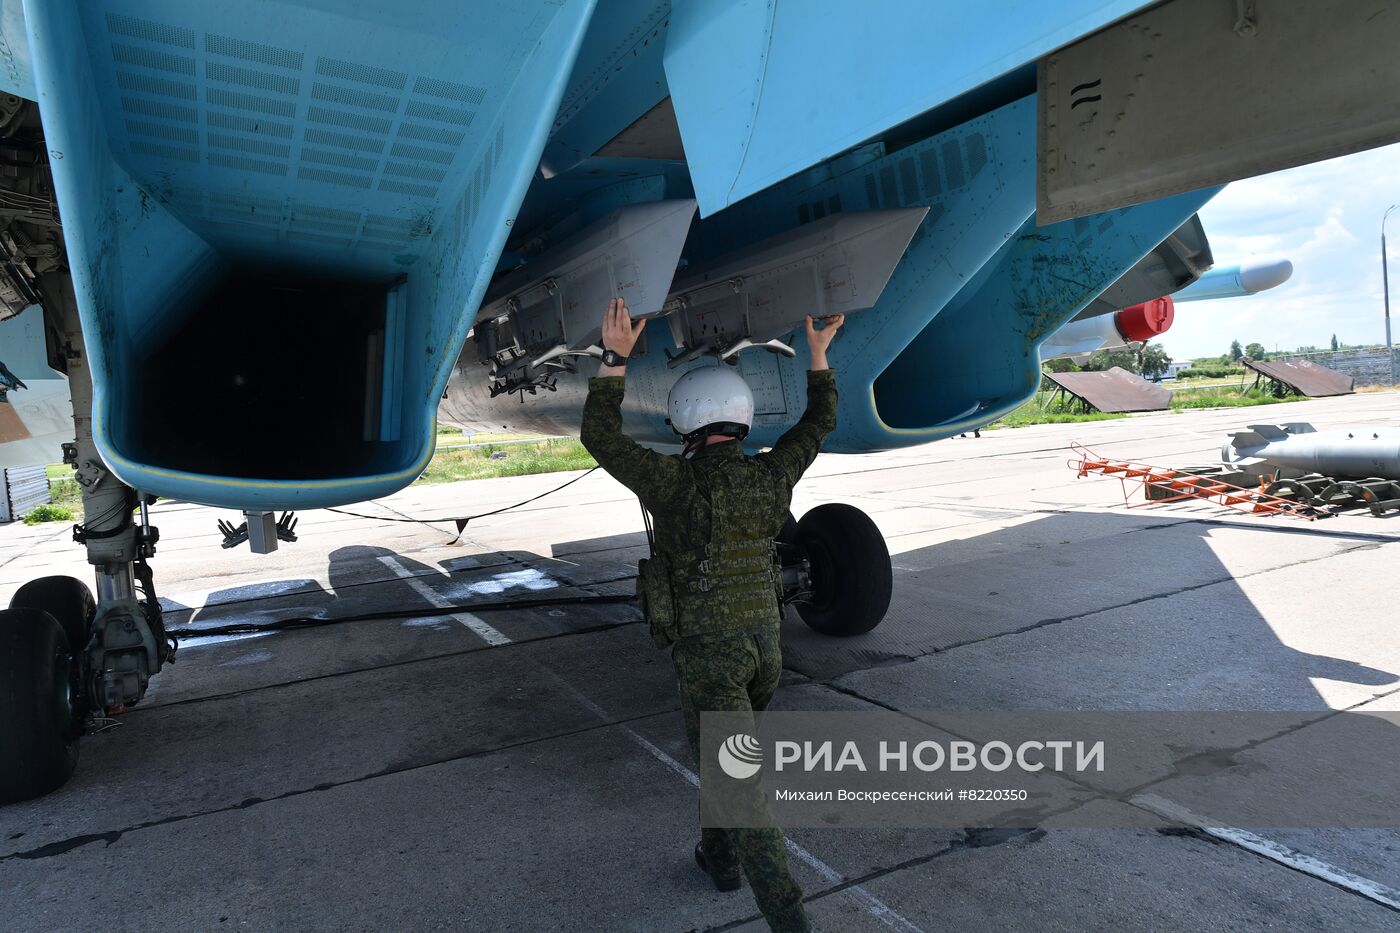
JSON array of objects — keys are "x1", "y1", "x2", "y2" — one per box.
[
  {"x1": 794, "y1": 504, "x2": 892, "y2": 637},
  {"x1": 0, "y1": 608, "x2": 81, "y2": 804},
  {"x1": 774, "y1": 513, "x2": 801, "y2": 622},
  {"x1": 11, "y1": 575, "x2": 95, "y2": 656},
  {"x1": 776, "y1": 512, "x2": 801, "y2": 564}
]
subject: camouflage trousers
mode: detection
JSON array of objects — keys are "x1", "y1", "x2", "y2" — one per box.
[{"x1": 673, "y1": 627, "x2": 810, "y2": 933}]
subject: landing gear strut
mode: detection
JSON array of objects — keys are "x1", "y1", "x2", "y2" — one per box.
[{"x1": 778, "y1": 503, "x2": 893, "y2": 636}]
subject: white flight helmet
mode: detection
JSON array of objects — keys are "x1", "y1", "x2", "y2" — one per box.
[{"x1": 667, "y1": 365, "x2": 755, "y2": 446}]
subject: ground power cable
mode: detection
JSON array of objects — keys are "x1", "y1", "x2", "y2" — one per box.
[
  {"x1": 165, "y1": 466, "x2": 627, "y2": 639},
  {"x1": 323, "y1": 466, "x2": 600, "y2": 542}
]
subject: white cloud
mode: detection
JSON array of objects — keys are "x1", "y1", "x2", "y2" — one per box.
[{"x1": 1159, "y1": 141, "x2": 1400, "y2": 360}]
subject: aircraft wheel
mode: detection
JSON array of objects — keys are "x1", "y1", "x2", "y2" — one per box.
[
  {"x1": 793, "y1": 504, "x2": 892, "y2": 637},
  {"x1": 0, "y1": 608, "x2": 82, "y2": 804},
  {"x1": 776, "y1": 512, "x2": 801, "y2": 563},
  {"x1": 774, "y1": 513, "x2": 801, "y2": 622},
  {"x1": 11, "y1": 575, "x2": 96, "y2": 657}
]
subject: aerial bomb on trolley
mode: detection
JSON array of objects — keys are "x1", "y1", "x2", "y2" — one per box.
[{"x1": 1223, "y1": 424, "x2": 1400, "y2": 481}]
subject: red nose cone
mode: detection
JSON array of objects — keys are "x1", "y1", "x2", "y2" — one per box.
[{"x1": 1116, "y1": 295, "x2": 1175, "y2": 342}]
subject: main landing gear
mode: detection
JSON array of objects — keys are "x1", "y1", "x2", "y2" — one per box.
[
  {"x1": 0, "y1": 605, "x2": 82, "y2": 802},
  {"x1": 778, "y1": 503, "x2": 893, "y2": 636},
  {"x1": 1, "y1": 273, "x2": 173, "y2": 805}
]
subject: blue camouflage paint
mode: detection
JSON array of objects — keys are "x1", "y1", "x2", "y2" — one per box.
[
  {"x1": 6, "y1": 0, "x2": 1222, "y2": 509},
  {"x1": 24, "y1": 0, "x2": 596, "y2": 509},
  {"x1": 664, "y1": 0, "x2": 1154, "y2": 215}
]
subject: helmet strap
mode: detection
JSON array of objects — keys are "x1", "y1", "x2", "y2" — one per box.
[{"x1": 680, "y1": 421, "x2": 751, "y2": 457}]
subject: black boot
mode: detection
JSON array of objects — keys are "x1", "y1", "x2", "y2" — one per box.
[{"x1": 695, "y1": 842, "x2": 743, "y2": 892}]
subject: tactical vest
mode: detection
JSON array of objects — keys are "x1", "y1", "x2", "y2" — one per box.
[{"x1": 636, "y1": 456, "x2": 783, "y2": 648}]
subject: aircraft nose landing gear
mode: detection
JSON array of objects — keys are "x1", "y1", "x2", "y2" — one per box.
[{"x1": 779, "y1": 503, "x2": 893, "y2": 636}]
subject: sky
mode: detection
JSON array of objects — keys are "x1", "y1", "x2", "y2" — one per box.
[{"x1": 1156, "y1": 140, "x2": 1400, "y2": 362}]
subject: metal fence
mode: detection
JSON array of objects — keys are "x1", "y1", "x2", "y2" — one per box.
[
  {"x1": 1278, "y1": 347, "x2": 1400, "y2": 387},
  {"x1": 0, "y1": 464, "x2": 51, "y2": 523}
]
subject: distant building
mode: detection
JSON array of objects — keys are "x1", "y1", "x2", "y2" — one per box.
[{"x1": 1162, "y1": 359, "x2": 1189, "y2": 380}]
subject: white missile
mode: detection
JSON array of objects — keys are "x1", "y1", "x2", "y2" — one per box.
[
  {"x1": 1040, "y1": 296, "x2": 1175, "y2": 362},
  {"x1": 1174, "y1": 258, "x2": 1294, "y2": 302},
  {"x1": 1223, "y1": 423, "x2": 1400, "y2": 480}
]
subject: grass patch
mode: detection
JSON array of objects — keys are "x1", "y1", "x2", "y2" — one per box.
[
  {"x1": 434, "y1": 422, "x2": 543, "y2": 445},
  {"x1": 22, "y1": 502, "x2": 74, "y2": 525},
  {"x1": 40, "y1": 464, "x2": 83, "y2": 516},
  {"x1": 988, "y1": 393, "x2": 1127, "y2": 429},
  {"x1": 1177, "y1": 367, "x2": 1247, "y2": 380},
  {"x1": 1169, "y1": 385, "x2": 1290, "y2": 409},
  {"x1": 986, "y1": 381, "x2": 1292, "y2": 428},
  {"x1": 415, "y1": 438, "x2": 596, "y2": 484},
  {"x1": 440, "y1": 431, "x2": 546, "y2": 446},
  {"x1": 1165, "y1": 376, "x2": 1248, "y2": 390},
  {"x1": 48, "y1": 477, "x2": 83, "y2": 513}
]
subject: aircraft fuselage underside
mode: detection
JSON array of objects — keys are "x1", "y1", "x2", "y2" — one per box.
[{"x1": 443, "y1": 96, "x2": 1213, "y2": 453}]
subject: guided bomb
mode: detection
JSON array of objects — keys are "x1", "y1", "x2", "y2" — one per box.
[{"x1": 1222, "y1": 424, "x2": 1400, "y2": 480}]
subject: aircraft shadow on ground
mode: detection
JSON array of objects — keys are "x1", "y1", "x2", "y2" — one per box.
[
  {"x1": 766, "y1": 508, "x2": 1399, "y2": 710},
  {"x1": 164, "y1": 543, "x2": 631, "y2": 633},
  {"x1": 164, "y1": 511, "x2": 1398, "y2": 715}
]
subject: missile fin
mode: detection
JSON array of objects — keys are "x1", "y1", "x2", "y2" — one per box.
[{"x1": 1223, "y1": 429, "x2": 1271, "y2": 464}]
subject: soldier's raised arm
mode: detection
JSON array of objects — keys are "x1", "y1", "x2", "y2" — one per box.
[
  {"x1": 759, "y1": 314, "x2": 843, "y2": 487},
  {"x1": 579, "y1": 298, "x2": 685, "y2": 505}
]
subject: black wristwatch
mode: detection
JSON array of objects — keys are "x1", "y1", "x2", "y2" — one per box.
[{"x1": 600, "y1": 348, "x2": 629, "y2": 367}]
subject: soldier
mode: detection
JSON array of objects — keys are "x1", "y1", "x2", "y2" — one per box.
[{"x1": 580, "y1": 298, "x2": 843, "y2": 933}]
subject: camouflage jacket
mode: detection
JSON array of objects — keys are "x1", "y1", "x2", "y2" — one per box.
[{"x1": 580, "y1": 369, "x2": 838, "y2": 644}]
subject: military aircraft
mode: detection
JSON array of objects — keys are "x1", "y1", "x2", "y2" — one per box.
[{"x1": 0, "y1": 0, "x2": 1396, "y2": 802}]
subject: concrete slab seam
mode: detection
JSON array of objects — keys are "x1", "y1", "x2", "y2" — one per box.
[
  {"x1": 817, "y1": 677, "x2": 1400, "y2": 915},
  {"x1": 536, "y1": 665, "x2": 926, "y2": 933},
  {"x1": 0, "y1": 710, "x2": 667, "y2": 864}
]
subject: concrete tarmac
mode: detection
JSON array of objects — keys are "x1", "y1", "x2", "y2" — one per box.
[{"x1": 3, "y1": 392, "x2": 1400, "y2": 931}]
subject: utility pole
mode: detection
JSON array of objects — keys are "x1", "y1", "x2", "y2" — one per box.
[{"x1": 1385, "y1": 204, "x2": 1398, "y2": 385}]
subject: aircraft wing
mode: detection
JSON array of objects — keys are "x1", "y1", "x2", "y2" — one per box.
[{"x1": 661, "y1": 0, "x2": 1155, "y2": 217}]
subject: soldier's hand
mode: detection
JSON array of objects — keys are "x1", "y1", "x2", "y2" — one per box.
[
  {"x1": 602, "y1": 297, "x2": 646, "y2": 358},
  {"x1": 806, "y1": 313, "x2": 845, "y2": 354}
]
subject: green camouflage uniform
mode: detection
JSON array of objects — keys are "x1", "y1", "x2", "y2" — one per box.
[{"x1": 581, "y1": 368, "x2": 838, "y2": 933}]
